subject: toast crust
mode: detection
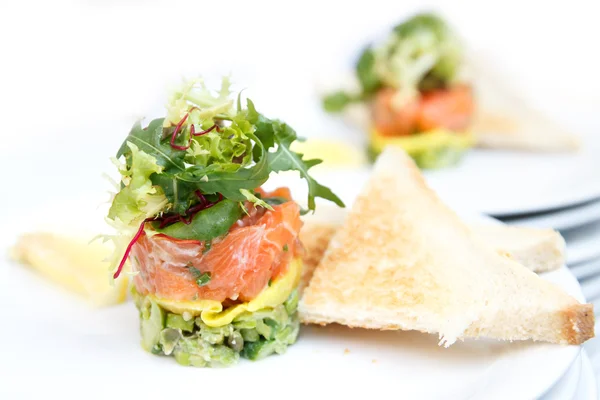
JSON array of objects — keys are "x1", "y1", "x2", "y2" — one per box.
[
  {"x1": 563, "y1": 303, "x2": 595, "y2": 345},
  {"x1": 300, "y1": 303, "x2": 596, "y2": 346}
]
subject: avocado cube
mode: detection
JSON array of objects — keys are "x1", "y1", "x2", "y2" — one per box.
[{"x1": 166, "y1": 313, "x2": 194, "y2": 333}]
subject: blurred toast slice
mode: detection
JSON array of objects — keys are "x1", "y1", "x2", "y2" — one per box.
[
  {"x1": 469, "y1": 223, "x2": 566, "y2": 273},
  {"x1": 466, "y1": 53, "x2": 581, "y2": 152},
  {"x1": 299, "y1": 146, "x2": 593, "y2": 346}
]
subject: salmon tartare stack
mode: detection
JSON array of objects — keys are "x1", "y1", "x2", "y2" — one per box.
[{"x1": 104, "y1": 77, "x2": 344, "y2": 367}]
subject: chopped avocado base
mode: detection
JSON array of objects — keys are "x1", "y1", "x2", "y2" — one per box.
[
  {"x1": 134, "y1": 289, "x2": 300, "y2": 367},
  {"x1": 368, "y1": 128, "x2": 474, "y2": 169}
]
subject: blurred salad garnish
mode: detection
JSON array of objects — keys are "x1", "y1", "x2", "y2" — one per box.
[
  {"x1": 324, "y1": 13, "x2": 463, "y2": 112},
  {"x1": 322, "y1": 12, "x2": 476, "y2": 170}
]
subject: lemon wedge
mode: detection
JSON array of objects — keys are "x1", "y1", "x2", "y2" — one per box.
[
  {"x1": 9, "y1": 232, "x2": 129, "y2": 307},
  {"x1": 290, "y1": 138, "x2": 367, "y2": 169}
]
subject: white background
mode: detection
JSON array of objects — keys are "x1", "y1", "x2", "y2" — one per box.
[
  {"x1": 1, "y1": 0, "x2": 599, "y2": 214},
  {"x1": 1, "y1": 0, "x2": 599, "y2": 138}
]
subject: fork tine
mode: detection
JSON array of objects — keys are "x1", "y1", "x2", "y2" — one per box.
[
  {"x1": 580, "y1": 273, "x2": 600, "y2": 304},
  {"x1": 571, "y1": 258, "x2": 600, "y2": 281}
]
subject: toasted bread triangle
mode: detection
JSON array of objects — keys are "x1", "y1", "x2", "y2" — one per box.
[{"x1": 299, "y1": 146, "x2": 593, "y2": 346}]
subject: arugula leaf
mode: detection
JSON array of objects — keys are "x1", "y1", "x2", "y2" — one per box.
[
  {"x1": 356, "y1": 47, "x2": 381, "y2": 95},
  {"x1": 261, "y1": 196, "x2": 289, "y2": 207},
  {"x1": 322, "y1": 91, "x2": 361, "y2": 113},
  {"x1": 193, "y1": 138, "x2": 270, "y2": 200},
  {"x1": 247, "y1": 99, "x2": 275, "y2": 151},
  {"x1": 150, "y1": 172, "x2": 198, "y2": 215},
  {"x1": 260, "y1": 118, "x2": 345, "y2": 211},
  {"x1": 117, "y1": 118, "x2": 185, "y2": 173},
  {"x1": 154, "y1": 200, "x2": 243, "y2": 241}
]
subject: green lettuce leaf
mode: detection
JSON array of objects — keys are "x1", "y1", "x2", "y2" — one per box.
[
  {"x1": 107, "y1": 76, "x2": 344, "y2": 248},
  {"x1": 322, "y1": 91, "x2": 357, "y2": 113},
  {"x1": 108, "y1": 142, "x2": 167, "y2": 225},
  {"x1": 165, "y1": 77, "x2": 235, "y2": 128}
]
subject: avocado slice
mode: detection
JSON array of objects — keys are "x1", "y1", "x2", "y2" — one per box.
[{"x1": 140, "y1": 300, "x2": 165, "y2": 353}]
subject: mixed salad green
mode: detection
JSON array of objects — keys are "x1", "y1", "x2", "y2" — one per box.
[{"x1": 104, "y1": 77, "x2": 344, "y2": 279}]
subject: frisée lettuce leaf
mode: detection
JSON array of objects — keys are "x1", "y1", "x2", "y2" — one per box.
[{"x1": 108, "y1": 142, "x2": 168, "y2": 225}]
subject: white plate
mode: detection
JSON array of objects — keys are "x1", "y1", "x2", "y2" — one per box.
[
  {"x1": 421, "y1": 145, "x2": 600, "y2": 217},
  {"x1": 541, "y1": 351, "x2": 582, "y2": 400},
  {"x1": 0, "y1": 241, "x2": 586, "y2": 400},
  {"x1": 0, "y1": 183, "x2": 588, "y2": 400},
  {"x1": 501, "y1": 199, "x2": 600, "y2": 231},
  {"x1": 575, "y1": 351, "x2": 598, "y2": 400},
  {"x1": 563, "y1": 222, "x2": 600, "y2": 266}
]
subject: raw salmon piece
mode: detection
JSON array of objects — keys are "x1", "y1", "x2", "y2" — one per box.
[
  {"x1": 131, "y1": 235, "x2": 205, "y2": 300},
  {"x1": 371, "y1": 85, "x2": 475, "y2": 136},
  {"x1": 416, "y1": 84, "x2": 475, "y2": 132},
  {"x1": 372, "y1": 88, "x2": 420, "y2": 137},
  {"x1": 256, "y1": 187, "x2": 292, "y2": 201},
  {"x1": 130, "y1": 189, "x2": 303, "y2": 303}
]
